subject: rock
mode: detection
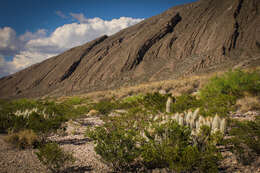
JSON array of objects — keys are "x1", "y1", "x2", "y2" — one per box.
[{"x1": 1, "y1": 0, "x2": 259, "y2": 99}]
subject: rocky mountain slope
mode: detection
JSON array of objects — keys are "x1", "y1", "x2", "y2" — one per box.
[{"x1": 0, "y1": 0, "x2": 260, "y2": 98}]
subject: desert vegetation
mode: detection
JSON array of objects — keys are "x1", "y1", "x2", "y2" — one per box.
[{"x1": 0, "y1": 69, "x2": 259, "y2": 172}]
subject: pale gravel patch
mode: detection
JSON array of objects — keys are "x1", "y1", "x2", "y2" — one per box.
[
  {"x1": 48, "y1": 116, "x2": 111, "y2": 172},
  {"x1": 0, "y1": 134, "x2": 48, "y2": 173}
]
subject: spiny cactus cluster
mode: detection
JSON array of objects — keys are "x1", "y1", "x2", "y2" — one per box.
[
  {"x1": 175, "y1": 109, "x2": 226, "y2": 135},
  {"x1": 161, "y1": 108, "x2": 227, "y2": 135},
  {"x1": 164, "y1": 97, "x2": 227, "y2": 135},
  {"x1": 13, "y1": 107, "x2": 53, "y2": 119}
]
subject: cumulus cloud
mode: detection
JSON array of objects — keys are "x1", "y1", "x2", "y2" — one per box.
[
  {"x1": 0, "y1": 15, "x2": 143, "y2": 77},
  {"x1": 19, "y1": 29, "x2": 47, "y2": 41},
  {"x1": 0, "y1": 27, "x2": 23, "y2": 56},
  {"x1": 0, "y1": 55, "x2": 16, "y2": 77}
]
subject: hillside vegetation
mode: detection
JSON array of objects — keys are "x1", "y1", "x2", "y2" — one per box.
[{"x1": 0, "y1": 69, "x2": 259, "y2": 172}]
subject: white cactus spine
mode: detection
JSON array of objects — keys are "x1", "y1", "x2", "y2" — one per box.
[
  {"x1": 175, "y1": 113, "x2": 180, "y2": 123},
  {"x1": 141, "y1": 131, "x2": 149, "y2": 142},
  {"x1": 185, "y1": 110, "x2": 192, "y2": 126},
  {"x1": 196, "y1": 120, "x2": 201, "y2": 133},
  {"x1": 178, "y1": 114, "x2": 184, "y2": 126},
  {"x1": 190, "y1": 117, "x2": 196, "y2": 129},
  {"x1": 205, "y1": 117, "x2": 212, "y2": 128},
  {"x1": 212, "y1": 114, "x2": 221, "y2": 133},
  {"x1": 153, "y1": 115, "x2": 159, "y2": 121},
  {"x1": 193, "y1": 108, "x2": 200, "y2": 119},
  {"x1": 166, "y1": 97, "x2": 173, "y2": 113},
  {"x1": 220, "y1": 118, "x2": 227, "y2": 134}
]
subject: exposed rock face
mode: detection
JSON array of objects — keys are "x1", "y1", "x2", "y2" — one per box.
[{"x1": 0, "y1": 0, "x2": 260, "y2": 98}]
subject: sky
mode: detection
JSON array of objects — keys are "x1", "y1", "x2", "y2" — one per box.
[{"x1": 0, "y1": 0, "x2": 197, "y2": 77}]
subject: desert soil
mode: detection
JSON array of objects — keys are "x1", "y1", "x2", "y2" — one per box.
[{"x1": 0, "y1": 115, "x2": 110, "y2": 173}]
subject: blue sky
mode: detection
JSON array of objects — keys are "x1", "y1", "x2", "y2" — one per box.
[{"x1": 0, "y1": 0, "x2": 196, "y2": 77}]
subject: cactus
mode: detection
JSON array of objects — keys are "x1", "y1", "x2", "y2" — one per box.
[
  {"x1": 191, "y1": 129, "x2": 196, "y2": 136},
  {"x1": 193, "y1": 108, "x2": 200, "y2": 120},
  {"x1": 153, "y1": 115, "x2": 160, "y2": 121},
  {"x1": 212, "y1": 114, "x2": 221, "y2": 133},
  {"x1": 196, "y1": 120, "x2": 201, "y2": 133},
  {"x1": 185, "y1": 110, "x2": 192, "y2": 126},
  {"x1": 175, "y1": 113, "x2": 180, "y2": 123},
  {"x1": 178, "y1": 113, "x2": 184, "y2": 126},
  {"x1": 166, "y1": 97, "x2": 173, "y2": 113},
  {"x1": 190, "y1": 116, "x2": 196, "y2": 129},
  {"x1": 141, "y1": 131, "x2": 149, "y2": 142},
  {"x1": 198, "y1": 116, "x2": 205, "y2": 126},
  {"x1": 205, "y1": 117, "x2": 212, "y2": 128},
  {"x1": 220, "y1": 118, "x2": 227, "y2": 134}
]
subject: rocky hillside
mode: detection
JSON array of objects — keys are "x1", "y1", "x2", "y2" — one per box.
[{"x1": 0, "y1": 0, "x2": 260, "y2": 98}]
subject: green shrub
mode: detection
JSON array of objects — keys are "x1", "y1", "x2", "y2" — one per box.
[
  {"x1": 225, "y1": 118, "x2": 260, "y2": 164},
  {"x1": 35, "y1": 142, "x2": 75, "y2": 173},
  {"x1": 122, "y1": 94, "x2": 144, "y2": 103},
  {"x1": 87, "y1": 115, "x2": 222, "y2": 172},
  {"x1": 200, "y1": 70, "x2": 260, "y2": 116},
  {"x1": 141, "y1": 92, "x2": 168, "y2": 113},
  {"x1": 63, "y1": 96, "x2": 85, "y2": 105},
  {"x1": 0, "y1": 99, "x2": 89, "y2": 134},
  {"x1": 140, "y1": 121, "x2": 221, "y2": 173},
  {"x1": 92, "y1": 99, "x2": 117, "y2": 115},
  {"x1": 172, "y1": 94, "x2": 201, "y2": 113},
  {"x1": 86, "y1": 123, "x2": 141, "y2": 171}
]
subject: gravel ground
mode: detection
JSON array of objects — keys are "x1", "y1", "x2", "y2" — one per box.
[
  {"x1": 1, "y1": 112, "x2": 259, "y2": 173},
  {"x1": 48, "y1": 116, "x2": 110, "y2": 173},
  {"x1": 0, "y1": 116, "x2": 110, "y2": 173},
  {"x1": 0, "y1": 134, "x2": 47, "y2": 173}
]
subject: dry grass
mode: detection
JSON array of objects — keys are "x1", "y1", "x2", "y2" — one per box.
[
  {"x1": 57, "y1": 67, "x2": 258, "y2": 102},
  {"x1": 236, "y1": 96, "x2": 260, "y2": 113},
  {"x1": 78, "y1": 71, "x2": 222, "y2": 101},
  {"x1": 4, "y1": 129, "x2": 40, "y2": 149},
  {"x1": 87, "y1": 109, "x2": 99, "y2": 116}
]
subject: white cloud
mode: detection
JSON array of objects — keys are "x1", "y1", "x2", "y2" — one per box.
[
  {"x1": 0, "y1": 55, "x2": 16, "y2": 77},
  {"x1": 19, "y1": 29, "x2": 47, "y2": 42},
  {"x1": 0, "y1": 15, "x2": 143, "y2": 77},
  {"x1": 56, "y1": 11, "x2": 67, "y2": 19},
  {"x1": 0, "y1": 27, "x2": 23, "y2": 56}
]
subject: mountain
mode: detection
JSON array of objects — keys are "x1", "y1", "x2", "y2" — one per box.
[{"x1": 0, "y1": 0, "x2": 260, "y2": 99}]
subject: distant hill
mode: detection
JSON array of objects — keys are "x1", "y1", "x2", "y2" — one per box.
[{"x1": 0, "y1": 0, "x2": 259, "y2": 99}]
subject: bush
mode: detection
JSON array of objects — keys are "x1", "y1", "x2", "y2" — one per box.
[
  {"x1": 63, "y1": 96, "x2": 85, "y2": 105},
  {"x1": 0, "y1": 99, "x2": 90, "y2": 134},
  {"x1": 140, "y1": 121, "x2": 221, "y2": 173},
  {"x1": 225, "y1": 118, "x2": 260, "y2": 164},
  {"x1": 172, "y1": 94, "x2": 201, "y2": 113},
  {"x1": 92, "y1": 99, "x2": 117, "y2": 115},
  {"x1": 87, "y1": 115, "x2": 222, "y2": 172},
  {"x1": 4, "y1": 129, "x2": 40, "y2": 149},
  {"x1": 200, "y1": 70, "x2": 260, "y2": 116},
  {"x1": 86, "y1": 122, "x2": 141, "y2": 171},
  {"x1": 35, "y1": 142, "x2": 75, "y2": 173},
  {"x1": 140, "y1": 92, "x2": 168, "y2": 113}
]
